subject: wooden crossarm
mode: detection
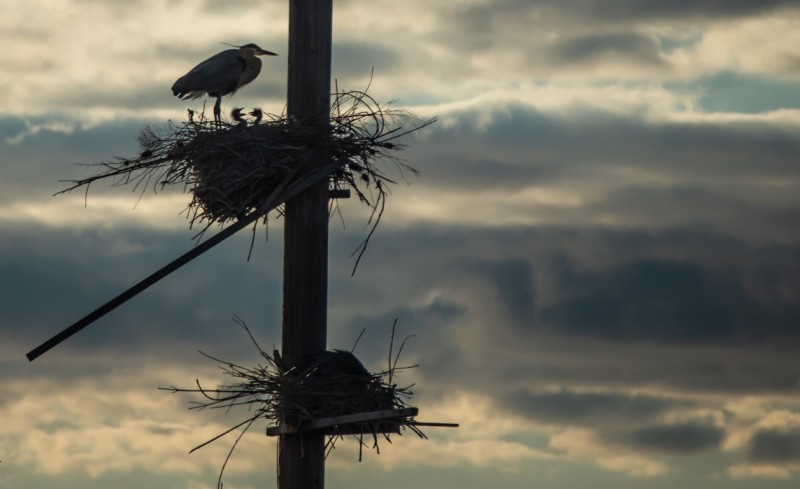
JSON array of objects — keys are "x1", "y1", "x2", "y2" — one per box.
[{"x1": 266, "y1": 407, "x2": 419, "y2": 436}]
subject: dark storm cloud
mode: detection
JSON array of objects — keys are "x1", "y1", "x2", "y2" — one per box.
[
  {"x1": 419, "y1": 103, "x2": 800, "y2": 194},
  {"x1": 591, "y1": 185, "x2": 800, "y2": 239},
  {"x1": 331, "y1": 224, "x2": 800, "y2": 395},
  {"x1": 4, "y1": 213, "x2": 800, "y2": 403},
  {"x1": 748, "y1": 428, "x2": 800, "y2": 463},
  {"x1": 605, "y1": 421, "x2": 725, "y2": 454},
  {"x1": 0, "y1": 224, "x2": 285, "y2": 361},
  {"x1": 539, "y1": 258, "x2": 800, "y2": 343},
  {"x1": 547, "y1": 32, "x2": 665, "y2": 67},
  {"x1": 501, "y1": 388, "x2": 693, "y2": 425},
  {"x1": 502, "y1": 348, "x2": 800, "y2": 395}
]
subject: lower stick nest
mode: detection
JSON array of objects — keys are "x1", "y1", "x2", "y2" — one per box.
[{"x1": 161, "y1": 319, "x2": 423, "y2": 464}]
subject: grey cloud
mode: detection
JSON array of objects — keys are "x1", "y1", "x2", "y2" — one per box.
[
  {"x1": 1, "y1": 224, "x2": 284, "y2": 360},
  {"x1": 589, "y1": 185, "x2": 800, "y2": 241},
  {"x1": 151, "y1": 41, "x2": 284, "y2": 67},
  {"x1": 338, "y1": 298, "x2": 467, "y2": 374},
  {"x1": 3, "y1": 99, "x2": 800, "y2": 407},
  {"x1": 199, "y1": 0, "x2": 264, "y2": 14},
  {"x1": 467, "y1": 258, "x2": 536, "y2": 324},
  {"x1": 606, "y1": 421, "x2": 725, "y2": 455},
  {"x1": 452, "y1": 0, "x2": 797, "y2": 30},
  {"x1": 332, "y1": 42, "x2": 403, "y2": 78},
  {"x1": 539, "y1": 258, "x2": 800, "y2": 343},
  {"x1": 502, "y1": 388, "x2": 693, "y2": 425},
  {"x1": 35, "y1": 419, "x2": 80, "y2": 434},
  {"x1": 4, "y1": 205, "x2": 800, "y2": 452},
  {"x1": 748, "y1": 428, "x2": 800, "y2": 463},
  {"x1": 57, "y1": 77, "x2": 284, "y2": 113},
  {"x1": 0, "y1": 115, "x2": 28, "y2": 142},
  {"x1": 502, "y1": 352, "x2": 800, "y2": 396},
  {"x1": 435, "y1": 1, "x2": 799, "y2": 79},
  {"x1": 547, "y1": 32, "x2": 665, "y2": 67},
  {"x1": 413, "y1": 103, "x2": 800, "y2": 246},
  {"x1": 562, "y1": 0, "x2": 797, "y2": 21},
  {"x1": 421, "y1": 103, "x2": 800, "y2": 184},
  {"x1": 74, "y1": 0, "x2": 145, "y2": 7},
  {"x1": 0, "y1": 118, "x2": 144, "y2": 203},
  {"x1": 329, "y1": 226, "x2": 800, "y2": 395},
  {"x1": 12, "y1": 93, "x2": 800, "y2": 236},
  {"x1": 145, "y1": 425, "x2": 179, "y2": 436}
]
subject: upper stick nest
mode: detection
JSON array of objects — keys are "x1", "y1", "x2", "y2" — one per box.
[{"x1": 61, "y1": 90, "x2": 435, "y2": 231}]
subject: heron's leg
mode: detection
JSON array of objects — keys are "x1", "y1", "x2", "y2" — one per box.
[{"x1": 213, "y1": 96, "x2": 222, "y2": 127}]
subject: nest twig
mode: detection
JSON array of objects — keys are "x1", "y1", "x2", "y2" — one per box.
[
  {"x1": 58, "y1": 90, "x2": 435, "y2": 272},
  {"x1": 161, "y1": 318, "x2": 422, "y2": 488}
]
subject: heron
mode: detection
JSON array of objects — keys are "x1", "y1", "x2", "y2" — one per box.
[{"x1": 172, "y1": 43, "x2": 277, "y2": 125}]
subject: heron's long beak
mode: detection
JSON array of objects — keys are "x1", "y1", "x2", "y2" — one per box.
[{"x1": 259, "y1": 48, "x2": 278, "y2": 56}]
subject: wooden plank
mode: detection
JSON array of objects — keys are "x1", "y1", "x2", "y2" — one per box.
[
  {"x1": 325, "y1": 423, "x2": 401, "y2": 435},
  {"x1": 407, "y1": 421, "x2": 460, "y2": 428},
  {"x1": 267, "y1": 408, "x2": 419, "y2": 436}
]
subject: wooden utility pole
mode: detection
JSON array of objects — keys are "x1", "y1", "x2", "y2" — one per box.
[{"x1": 280, "y1": 1, "x2": 332, "y2": 488}]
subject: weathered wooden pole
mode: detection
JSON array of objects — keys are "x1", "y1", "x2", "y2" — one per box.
[{"x1": 279, "y1": 1, "x2": 332, "y2": 488}]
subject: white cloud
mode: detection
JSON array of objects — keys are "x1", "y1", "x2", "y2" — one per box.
[
  {"x1": 328, "y1": 391, "x2": 553, "y2": 471},
  {"x1": 666, "y1": 17, "x2": 800, "y2": 78},
  {"x1": 0, "y1": 363, "x2": 277, "y2": 479},
  {"x1": 0, "y1": 194, "x2": 190, "y2": 230},
  {"x1": 728, "y1": 463, "x2": 795, "y2": 480}
]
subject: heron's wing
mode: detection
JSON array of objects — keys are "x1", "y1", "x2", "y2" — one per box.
[{"x1": 171, "y1": 49, "x2": 246, "y2": 98}]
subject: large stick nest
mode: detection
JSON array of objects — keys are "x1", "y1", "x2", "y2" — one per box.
[
  {"x1": 61, "y1": 90, "x2": 435, "y2": 234},
  {"x1": 162, "y1": 319, "x2": 423, "y2": 486}
]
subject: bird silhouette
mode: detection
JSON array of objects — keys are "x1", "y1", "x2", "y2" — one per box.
[{"x1": 172, "y1": 43, "x2": 277, "y2": 126}]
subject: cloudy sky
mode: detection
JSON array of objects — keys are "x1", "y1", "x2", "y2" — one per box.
[{"x1": 3, "y1": 1, "x2": 800, "y2": 488}]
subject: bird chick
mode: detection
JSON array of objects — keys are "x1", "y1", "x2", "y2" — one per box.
[
  {"x1": 249, "y1": 108, "x2": 263, "y2": 125},
  {"x1": 231, "y1": 107, "x2": 247, "y2": 128}
]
